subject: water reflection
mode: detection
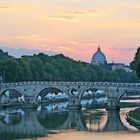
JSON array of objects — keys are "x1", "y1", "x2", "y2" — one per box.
[
  {"x1": 38, "y1": 101, "x2": 68, "y2": 112},
  {"x1": 37, "y1": 109, "x2": 69, "y2": 129},
  {"x1": 0, "y1": 108, "x2": 24, "y2": 125},
  {"x1": 83, "y1": 109, "x2": 107, "y2": 131},
  {"x1": 0, "y1": 107, "x2": 139, "y2": 140}
]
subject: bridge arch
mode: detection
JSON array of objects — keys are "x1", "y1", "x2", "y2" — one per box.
[
  {"x1": 79, "y1": 87, "x2": 99, "y2": 100},
  {"x1": 78, "y1": 87, "x2": 107, "y2": 108},
  {"x1": 117, "y1": 90, "x2": 127, "y2": 104},
  {"x1": 71, "y1": 88, "x2": 78, "y2": 95},
  {"x1": 36, "y1": 87, "x2": 69, "y2": 102},
  {"x1": 0, "y1": 89, "x2": 25, "y2": 104}
]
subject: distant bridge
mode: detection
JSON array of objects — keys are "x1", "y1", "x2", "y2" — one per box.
[{"x1": 0, "y1": 81, "x2": 140, "y2": 109}]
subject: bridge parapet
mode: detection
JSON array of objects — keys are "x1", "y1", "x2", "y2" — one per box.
[{"x1": 0, "y1": 82, "x2": 134, "y2": 88}]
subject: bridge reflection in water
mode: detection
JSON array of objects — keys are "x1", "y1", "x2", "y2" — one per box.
[{"x1": 0, "y1": 107, "x2": 139, "y2": 140}]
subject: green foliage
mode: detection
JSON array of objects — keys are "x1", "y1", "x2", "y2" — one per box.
[
  {"x1": 0, "y1": 50, "x2": 139, "y2": 82},
  {"x1": 129, "y1": 109, "x2": 140, "y2": 121},
  {"x1": 131, "y1": 47, "x2": 140, "y2": 79}
]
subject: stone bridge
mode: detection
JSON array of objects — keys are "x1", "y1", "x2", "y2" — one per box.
[{"x1": 0, "y1": 81, "x2": 140, "y2": 109}]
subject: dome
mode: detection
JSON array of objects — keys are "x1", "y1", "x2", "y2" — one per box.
[{"x1": 91, "y1": 47, "x2": 107, "y2": 65}]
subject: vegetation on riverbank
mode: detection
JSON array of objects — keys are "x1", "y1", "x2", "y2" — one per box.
[
  {"x1": 131, "y1": 47, "x2": 140, "y2": 79},
  {"x1": 129, "y1": 109, "x2": 140, "y2": 121},
  {"x1": 0, "y1": 49, "x2": 139, "y2": 83}
]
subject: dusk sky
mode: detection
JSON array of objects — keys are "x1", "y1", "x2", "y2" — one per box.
[{"x1": 0, "y1": 0, "x2": 140, "y2": 64}]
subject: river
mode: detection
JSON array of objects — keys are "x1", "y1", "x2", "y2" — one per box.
[{"x1": 0, "y1": 107, "x2": 140, "y2": 140}]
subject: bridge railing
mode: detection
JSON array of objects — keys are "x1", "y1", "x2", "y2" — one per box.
[{"x1": 0, "y1": 81, "x2": 140, "y2": 88}]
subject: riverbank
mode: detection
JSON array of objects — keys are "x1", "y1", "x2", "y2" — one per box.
[{"x1": 126, "y1": 108, "x2": 140, "y2": 129}]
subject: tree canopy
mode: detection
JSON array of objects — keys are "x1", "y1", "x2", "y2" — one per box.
[
  {"x1": 0, "y1": 50, "x2": 139, "y2": 83},
  {"x1": 131, "y1": 47, "x2": 140, "y2": 79}
]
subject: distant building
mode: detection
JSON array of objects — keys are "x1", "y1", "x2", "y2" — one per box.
[
  {"x1": 91, "y1": 46, "x2": 132, "y2": 72},
  {"x1": 91, "y1": 46, "x2": 107, "y2": 65},
  {"x1": 108, "y1": 63, "x2": 125, "y2": 70},
  {"x1": 124, "y1": 65, "x2": 133, "y2": 72},
  {"x1": 111, "y1": 63, "x2": 132, "y2": 72}
]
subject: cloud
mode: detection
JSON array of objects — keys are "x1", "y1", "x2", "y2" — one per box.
[
  {"x1": 110, "y1": 47, "x2": 136, "y2": 52},
  {"x1": 2, "y1": 35, "x2": 96, "y2": 56},
  {"x1": 9, "y1": 35, "x2": 95, "y2": 47},
  {"x1": 0, "y1": 5, "x2": 10, "y2": 10},
  {"x1": 61, "y1": 10, "x2": 97, "y2": 16},
  {"x1": 42, "y1": 15, "x2": 77, "y2": 22},
  {"x1": 0, "y1": 47, "x2": 58, "y2": 58},
  {"x1": 9, "y1": 35, "x2": 44, "y2": 41},
  {"x1": 42, "y1": 9, "x2": 97, "y2": 22}
]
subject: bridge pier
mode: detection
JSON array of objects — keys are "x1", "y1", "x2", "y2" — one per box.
[
  {"x1": 106, "y1": 97, "x2": 120, "y2": 110},
  {"x1": 67, "y1": 96, "x2": 82, "y2": 110},
  {"x1": 102, "y1": 110, "x2": 127, "y2": 131}
]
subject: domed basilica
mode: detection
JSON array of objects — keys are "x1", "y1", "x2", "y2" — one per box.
[
  {"x1": 91, "y1": 46, "x2": 132, "y2": 72},
  {"x1": 91, "y1": 46, "x2": 107, "y2": 65}
]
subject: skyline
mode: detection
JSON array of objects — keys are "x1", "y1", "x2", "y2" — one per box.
[{"x1": 0, "y1": 0, "x2": 140, "y2": 64}]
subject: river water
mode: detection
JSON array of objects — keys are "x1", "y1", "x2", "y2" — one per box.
[{"x1": 0, "y1": 107, "x2": 140, "y2": 140}]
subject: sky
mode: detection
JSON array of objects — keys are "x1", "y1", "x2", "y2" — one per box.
[{"x1": 0, "y1": 0, "x2": 140, "y2": 64}]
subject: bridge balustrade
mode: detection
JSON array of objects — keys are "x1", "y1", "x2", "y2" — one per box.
[
  {"x1": 24, "y1": 82, "x2": 27, "y2": 85},
  {"x1": 0, "y1": 83, "x2": 4, "y2": 87},
  {"x1": 112, "y1": 83, "x2": 116, "y2": 86},
  {"x1": 91, "y1": 82, "x2": 94, "y2": 86},
  {"x1": 57, "y1": 82, "x2": 61, "y2": 85},
  {"x1": 120, "y1": 83, "x2": 124, "y2": 86},
  {"x1": 86, "y1": 82, "x2": 90, "y2": 86},
  {"x1": 108, "y1": 82, "x2": 111, "y2": 86},
  {"x1": 72, "y1": 82, "x2": 75, "y2": 85},
  {"x1": 54, "y1": 82, "x2": 57, "y2": 85},
  {"x1": 126, "y1": 83, "x2": 131, "y2": 87},
  {"x1": 63, "y1": 82, "x2": 66, "y2": 85},
  {"x1": 36, "y1": 81, "x2": 39, "y2": 84},
  {"x1": 131, "y1": 83, "x2": 135, "y2": 87},
  {"x1": 123, "y1": 83, "x2": 127, "y2": 86},
  {"x1": 78, "y1": 82, "x2": 81, "y2": 85},
  {"x1": 102, "y1": 82, "x2": 106, "y2": 86},
  {"x1": 2, "y1": 83, "x2": 7, "y2": 87},
  {"x1": 102, "y1": 83, "x2": 106, "y2": 86},
  {"x1": 20, "y1": 82, "x2": 24, "y2": 86},
  {"x1": 12, "y1": 83, "x2": 16, "y2": 86},
  {"x1": 27, "y1": 81, "x2": 30, "y2": 85},
  {"x1": 83, "y1": 82, "x2": 87, "y2": 86},
  {"x1": 115, "y1": 83, "x2": 118, "y2": 86},
  {"x1": 127, "y1": 83, "x2": 131, "y2": 87},
  {"x1": 118, "y1": 83, "x2": 122, "y2": 86},
  {"x1": 98, "y1": 82, "x2": 102, "y2": 86},
  {"x1": 60, "y1": 82, "x2": 64, "y2": 85},
  {"x1": 109, "y1": 82, "x2": 113, "y2": 86},
  {"x1": 91, "y1": 82, "x2": 93, "y2": 85},
  {"x1": 93, "y1": 82, "x2": 97, "y2": 86},
  {"x1": 18, "y1": 82, "x2": 21, "y2": 86},
  {"x1": 135, "y1": 84, "x2": 140, "y2": 87}
]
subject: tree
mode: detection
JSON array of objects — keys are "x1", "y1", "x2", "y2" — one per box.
[{"x1": 131, "y1": 47, "x2": 140, "y2": 79}]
